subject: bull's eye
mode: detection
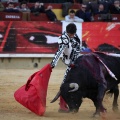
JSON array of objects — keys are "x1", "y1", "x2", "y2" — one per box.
[
  {"x1": 0, "y1": 33, "x2": 4, "y2": 44},
  {"x1": 28, "y1": 34, "x2": 47, "y2": 44},
  {"x1": 29, "y1": 36, "x2": 35, "y2": 41},
  {"x1": 23, "y1": 33, "x2": 58, "y2": 45},
  {"x1": 46, "y1": 36, "x2": 58, "y2": 44},
  {"x1": 0, "y1": 34, "x2": 3, "y2": 39}
]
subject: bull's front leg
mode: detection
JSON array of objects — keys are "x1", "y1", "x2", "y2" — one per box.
[
  {"x1": 92, "y1": 83, "x2": 107, "y2": 117},
  {"x1": 96, "y1": 83, "x2": 107, "y2": 115},
  {"x1": 112, "y1": 85, "x2": 119, "y2": 112},
  {"x1": 93, "y1": 63, "x2": 107, "y2": 117},
  {"x1": 91, "y1": 98, "x2": 99, "y2": 117}
]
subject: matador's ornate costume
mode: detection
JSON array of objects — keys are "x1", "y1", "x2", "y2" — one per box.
[{"x1": 51, "y1": 31, "x2": 82, "y2": 83}]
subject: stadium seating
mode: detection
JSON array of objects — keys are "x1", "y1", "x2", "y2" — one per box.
[
  {"x1": 30, "y1": 13, "x2": 49, "y2": 21},
  {"x1": 0, "y1": 3, "x2": 81, "y2": 21},
  {"x1": 93, "y1": 14, "x2": 120, "y2": 22},
  {"x1": 0, "y1": 2, "x2": 120, "y2": 22}
]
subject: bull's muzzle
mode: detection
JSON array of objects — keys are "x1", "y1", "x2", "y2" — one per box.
[{"x1": 70, "y1": 109, "x2": 79, "y2": 113}]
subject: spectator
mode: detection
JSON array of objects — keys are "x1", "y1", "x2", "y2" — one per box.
[
  {"x1": 30, "y1": 2, "x2": 45, "y2": 15},
  {"x1": 4, "y1": 2, "x2": 19, "y2": 12},
  {"x1": 15, "y1": 1, "x2": 30, "y2": 20},
  {"x1": 93, "y1": 3, "x2": 108, "y2": 15},
  {"x1": 45, "y1": 5, "x2": 58, "y2": 21},
  {"x1": 27, "y1": 0, "x2": 54, "y2": 3},
  {"x1": 15, "y1": 1, "x2": 30, "y2": 12},
  {"x1": 64, "y1": 9, "x2": 84, "y2": 22},
  {"x1": 98, "y1": 0, "x2": 112, "y2": 13},
  {"x1": 7, "y1": 0, "x2": 18, "y2": 3},
  {"x1": 28, "y1": 0, "x2": 74, "y2": 3},
  {"x1": 0, "y1": 2, "x2": 4, "y2": 11},
  {"x1": 30, "y1": 2, "x2": 57, "y2": 21},
  {"x1": 76, "y1": 0, "x2": 83, "y2": 4},
  {"x1": 110, "y1": 0, "x2": 120, "y2": 14},
  {"x1": 62, "y1": 2, "x2": 73, "y2": 17},
  {"x1": 75, "y1": 4, "x2": 92, "y2": 22}
]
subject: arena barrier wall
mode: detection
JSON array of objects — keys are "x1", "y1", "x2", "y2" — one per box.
[
  {"x1": 0, "y1": 12, "x2": 120, "y2": 22},
  {"x1": 0, "y1": 21, "x2": 120, "y2": 68}
]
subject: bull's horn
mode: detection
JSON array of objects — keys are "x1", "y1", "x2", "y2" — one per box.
[
  {"x1": 69, "y1": 83, "x2": 79, "y2": 92},
  {"x1": 50, "y1": 90, "x2": 61, "y2": 103}
]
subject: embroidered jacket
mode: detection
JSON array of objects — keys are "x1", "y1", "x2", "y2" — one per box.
[{"x1": 51, "y1": 31, "x2": 82, "y2": 68}]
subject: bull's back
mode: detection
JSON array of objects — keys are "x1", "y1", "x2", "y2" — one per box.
[
  {"x1": 96, "y1": 52, "x2": 120, "y2": 81},
  {"x1": 75, "y1": 53, "x2": 102, "y2": 87}
]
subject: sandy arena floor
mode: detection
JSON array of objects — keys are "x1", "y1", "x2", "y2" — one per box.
[{"x1": 0, "y1": 68, "x2": 120, "y2": 120}]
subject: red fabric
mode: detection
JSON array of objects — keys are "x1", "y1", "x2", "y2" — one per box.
[
  {"x1": 14, "y1": 64, "x2": 52, "y2": 116},
  {"x1": 59, "y1": 96, "x2": 68, "y2": 111}
]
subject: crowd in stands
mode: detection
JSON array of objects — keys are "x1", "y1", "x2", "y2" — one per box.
[
  {"x1": 0, "y1": 1, "x2": 58, "y2": 21},
  {"x1": 63, "y1": 0, "x2": 120, "y2": 22},
  {"x1": 30, "y1": 1, "x2": 57, "y2": 21},
  {"x1": 0, "y1": 0, "x2": 120, "y2": 22},
  {"x1": 5, "y1": 0, "x2": 82, "y2": 3}
]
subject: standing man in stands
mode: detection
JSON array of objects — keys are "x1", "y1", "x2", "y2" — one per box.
[{"x1": 65, "y1": 9, "x2": 84, "y2": 22}]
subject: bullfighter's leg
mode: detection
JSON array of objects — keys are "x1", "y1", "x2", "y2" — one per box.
[
  {"x1": 58, "y1": 66, "x2": 71, "y2": 113},
  {"x1": 112, "y1": 85, "x2": 119, "y2": 112}
]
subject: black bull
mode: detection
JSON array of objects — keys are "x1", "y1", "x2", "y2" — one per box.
[{"x1": 51, "y1": 52, "x2": 120, "y2": 116}]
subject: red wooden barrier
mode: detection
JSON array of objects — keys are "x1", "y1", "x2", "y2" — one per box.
[
  {"x1": 0, "y1": 12, "x2": 23, "y2": 21},
  {"x1": 93, "y1": 14, "x2": 120, "y2": 22},
  {"x1": 112, "y1": 14, "x2": 120, "y2": 22},
  {"x1": 30, "y1": 13, "x2": 49, "y2": 21}
]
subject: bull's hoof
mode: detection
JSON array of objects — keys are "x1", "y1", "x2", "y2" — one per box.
[
  {"x1": 92, "y1": 112, "x2": 100, "y2": 118},
  {"x1": 58, "y1": 109, "x2": 70, "y2": 113},
  {"x1": 113, "y1": 106, "x2": 119, "y2": 112},
  {"x1": 70, "y1": 109, "x2": 78, "y2": 113},
  {"x1": 92, "y1": 114, "x2": 100, "y2": 118}
]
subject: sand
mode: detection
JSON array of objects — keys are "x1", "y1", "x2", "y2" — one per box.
[{"x1": 0, "y1": 68, "x2": 119, "y2": 120}]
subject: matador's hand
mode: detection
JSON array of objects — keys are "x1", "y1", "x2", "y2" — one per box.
[{"x1": 51, "y1": 62, "x2": 55, "y2": 69}]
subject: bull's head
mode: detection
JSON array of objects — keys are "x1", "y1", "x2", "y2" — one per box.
[
  {"x1": 51, "y1": 82, "x2": 83, "y2": 113},
  {"x1": 51, "y1": 62, "x2": 84, "y2": 113}
]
